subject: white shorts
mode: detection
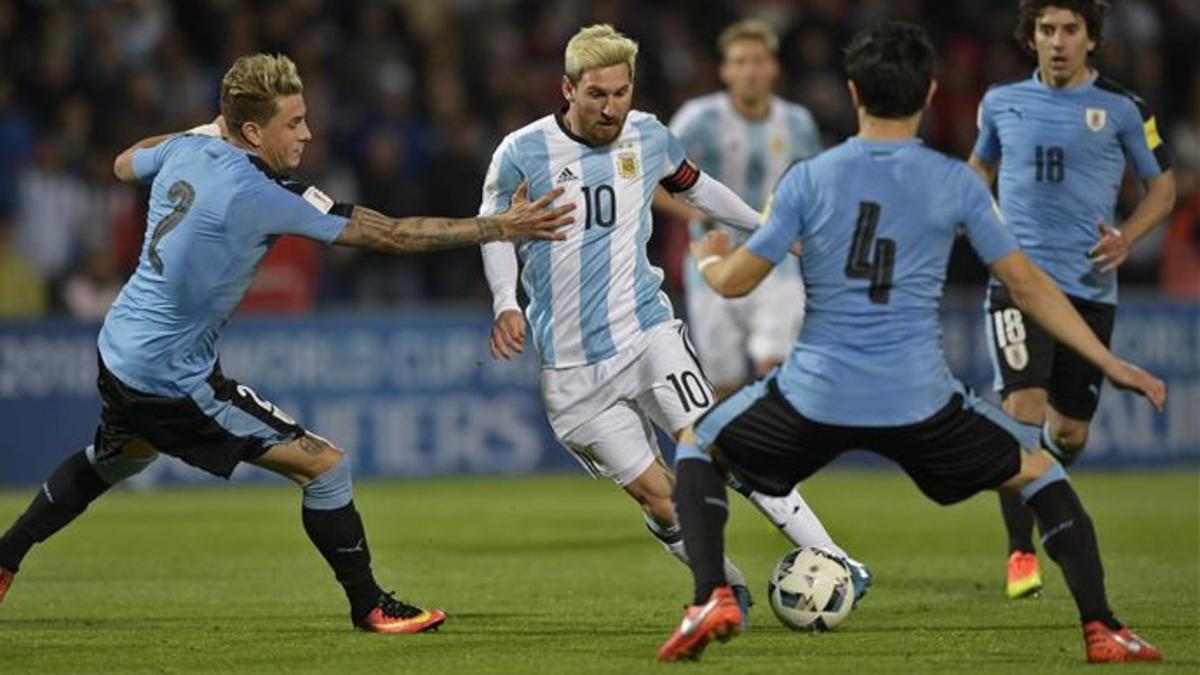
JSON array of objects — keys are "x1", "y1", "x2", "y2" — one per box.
[
  {"x1": 541, "y1": 320, "x2": 715, "y2": 486},
  {"x1": 685, "y1": 266, "x2": 805, "y2": 389}
]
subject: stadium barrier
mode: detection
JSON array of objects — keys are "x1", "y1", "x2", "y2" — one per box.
[{"x1": 1, "y1": 295, "x2": 1196, "y2": 486}]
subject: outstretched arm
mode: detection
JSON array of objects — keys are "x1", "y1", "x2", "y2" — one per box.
[
  {"x1": 114, "y1": 133, "x2": 178, "y2": 184},
  {"x1": 990, "y1": 250, "x2": 1166, "y2": 410},
  {"x1": 113, "y1": 117, "x2": 228, "y2": 184},
  {"x1": 690, "y1": 230, "x2": 774, "y2": 299},
  {"x1": 672, "y1": 170, "x2": 761, "y2": 234},
  {"x1": 335, "y1": 182, "x2": 573, "y2": 253}
]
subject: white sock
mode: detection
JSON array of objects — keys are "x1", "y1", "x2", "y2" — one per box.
[
  {"x1": 643, "y1": 513, "x2": 745, "y2": 587},
  {"x1": 746, "y1": 489, "x2": 847, "y2": 558}
]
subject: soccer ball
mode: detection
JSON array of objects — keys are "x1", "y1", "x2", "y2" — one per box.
[{"x1": 767, "y1": 546, "x2": 854, "y2": 631}]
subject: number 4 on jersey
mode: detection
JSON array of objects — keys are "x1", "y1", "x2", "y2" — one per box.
[{"x1": 844, "y1": 201, "x2": 895, "y2": 304}]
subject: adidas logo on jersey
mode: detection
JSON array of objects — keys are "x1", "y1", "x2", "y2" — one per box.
[{"x1": 556, "y1": 167, "x2": 578, "y2": 184}]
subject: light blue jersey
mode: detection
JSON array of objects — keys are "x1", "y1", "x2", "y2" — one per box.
[
  {"x1": 974, "y1": 72, "x2": 1170, "y2": 304},
  {"x1": 98, "y1": 135, "x2": 349, "y2": 396},
  {"x1": 479, "y1": 110, "x2": 693, "y2": 368},
  {"x1": 747, "y1": 138, "x2": 1019, "y2": 426}
]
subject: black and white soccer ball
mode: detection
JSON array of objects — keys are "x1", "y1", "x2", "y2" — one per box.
[{"x1": 767, "y1": 546, "x2": 854, "y2": 631}]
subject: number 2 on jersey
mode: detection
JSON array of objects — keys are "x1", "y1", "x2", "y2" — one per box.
[
  {"x1": 149, "y1": 180, "x2": 196, "y2": 274},
  {"x1": 844, "y1": 201, "x2": 895, "y2": 304}
]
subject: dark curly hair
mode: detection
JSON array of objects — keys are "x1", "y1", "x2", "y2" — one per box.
[
  {"x1": 1014, "y1": 0, "x2": 1110, "y2": 52},
  {"x1": 843, "y1": 22, "x2": 936, "y2": 119}
]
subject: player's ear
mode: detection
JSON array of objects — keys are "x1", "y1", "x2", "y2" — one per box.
[
  {"x1": 846, "y1": 80, "x2": 861, "y2": 109},
  {"x1": 241, "y1": 121, "x2": 263, "y2": 148},
  {"x1": 925, "y1": 80, "x2": 938, "y2": 108},
  {"x1": 562, "y1": 75, "x2": 575, "y2": 104}
]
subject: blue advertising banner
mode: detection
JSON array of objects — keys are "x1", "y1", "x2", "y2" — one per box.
[{"x1": 1, "y1": 296, "x2": 1197, "y2": 486}]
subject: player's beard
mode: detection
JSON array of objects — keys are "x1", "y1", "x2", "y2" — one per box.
[{"x1": 592, "y1": 115, "x2": 625, "y2": 144}]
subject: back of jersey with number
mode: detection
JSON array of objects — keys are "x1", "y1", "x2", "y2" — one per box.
[
  {"x1": 747, "y1": 138, "x2": 1018, "y2": 426},
  {"x1": 98, "y1": 135, "x2": 348, "y2": 396},
  {"x1": 974, "y1": 73, "x2": 1170, "y2": 304}
]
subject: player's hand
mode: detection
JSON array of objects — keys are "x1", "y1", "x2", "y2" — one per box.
[
  {"x1": 490, "y1": 309, "x2": 526, "y2": 360},
  {"x1": 1087, "y1": 224, "x2": 1128, "y2": 273},
  {"x1": 691, "y1": 230, "x2": 733, "y2": 261},
  {"x1": 1103, "y1": 358, "x2": 1167, "y2": 412},
  {"x1": 497, "y1": 181, "x2": 575, "y2": 241}
]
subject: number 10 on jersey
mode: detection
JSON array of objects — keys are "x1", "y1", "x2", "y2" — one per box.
[{"x1": 581, "y1": 184, "x2": 616, "y2": 229}]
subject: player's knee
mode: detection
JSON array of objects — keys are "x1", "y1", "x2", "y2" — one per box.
[
  {"x1": 1002, "y1": 390, "x2": 1048, "y2": 425},
  {"x1": 1001, "y1": 449, "x2": 1057, "y2": 493},
  {"x1": 1050, "y1": 423, "x2": 1088, "y2": 456},
  {"x1": 85, "y1": 443, "x2": 158, "y2": 486},
  {"x1": 302, "y1": 451, "x2": 354, "y2": 510}
]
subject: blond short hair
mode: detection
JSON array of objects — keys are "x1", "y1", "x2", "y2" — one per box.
[
  {"x1": 717, "y1": 19, "x2": 779, "y2": 57},
  {"x1": 564, "y1": 24, "x2": 638, "y2": 83},
  {"x1": 220, "y1": 53, "x2": 304, "y2": 141}
]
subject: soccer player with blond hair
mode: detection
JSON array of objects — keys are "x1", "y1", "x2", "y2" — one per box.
[
  {"x1": 480, "y1": 25, "x2": 865, "y2": 622},
  {"x1": 0, "y1": 53, "x2": 572, "y2": 633}
]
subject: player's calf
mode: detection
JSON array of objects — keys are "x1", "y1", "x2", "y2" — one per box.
[{"x1": 0, "y1": 447, "x2": 120, "y2": 574}]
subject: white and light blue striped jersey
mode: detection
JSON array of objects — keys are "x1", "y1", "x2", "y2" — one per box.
[
  {"x1": 479, "y1": 110, "x2": 697, "y2": 369},
  {"x1": 670, "y1": 93, "x2": 822, "y2": 284}
]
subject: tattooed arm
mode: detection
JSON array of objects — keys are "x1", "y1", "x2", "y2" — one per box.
[{"x1": 335, "y1": 182, "x2": 573, "y2": 253}]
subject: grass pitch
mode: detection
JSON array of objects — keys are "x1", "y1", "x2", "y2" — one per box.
[{"x1": 0, "y1": 470, "x2": 1196, "y2": 674}]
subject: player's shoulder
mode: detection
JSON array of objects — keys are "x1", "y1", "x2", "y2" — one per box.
[
  {"x1": 499, "y1": 114, "x2": 557, "y2": 147},
  {"x1": 911, "y1": 143, "x2": 979, "y2": 181},
  {"x1": 1092, "y1": 74, "x2": 1152, "y2": 118},
  {"x1": 628, "y1": 109, "x2": 667, "y2": 129},
  {"x1": 981, "y1": 74, "x2": 1035, "y2": 105},
  {"x1": 669, "y1": 94, "x2": 723, "y2": 130},
  {"x1": 776, "y1": 96, "x2": 817, "y2": 123}
]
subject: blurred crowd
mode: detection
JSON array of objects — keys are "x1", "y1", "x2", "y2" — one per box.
[{"x1": 0, "y1": 0, "x2": 1197, "y2": 319}]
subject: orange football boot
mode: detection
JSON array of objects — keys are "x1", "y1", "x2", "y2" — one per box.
[{"x1": 656, "y1": 586, "x2": 743, "y2": 662}]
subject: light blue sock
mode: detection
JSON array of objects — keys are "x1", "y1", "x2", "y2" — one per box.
[
  {"x1": 674, "y1": 442, "x2": 710, "y2": 468},
  {"x1": 84, "y1": 444, "x2": 157, "y2": 485},
  {"x1": 302, "y1": 458, "x2": 354, "y2": 510},
  {"x1": 1019, "y1": 462, "x2": 1069, "y2": 503}
]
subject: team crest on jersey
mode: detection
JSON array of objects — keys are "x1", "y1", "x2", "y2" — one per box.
[
  {"x1": 770, "y1": 136, "x2": 787, "y2": 157},
  {"x1": 1085, "y1": 107, "x2": 1107, "y2": 132},
  {"x1": 617, "y1": 152, "x2": 640, "y2": 180}
]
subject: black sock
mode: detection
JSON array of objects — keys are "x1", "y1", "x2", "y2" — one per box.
[
  {"x1": 1024, "y1": 481, "x2": 1115, "y2": 627},
  {"x1": 999, "y1": 490, "x2": 1037, "y2": 554},
  {"x1": 301, "y1": 502, "x2": 382, "y2": 621},
  {"x1": 0, "y1": 451, "x2": 111, "y2": 572},
  {"x1": 673, "y1": 458, "x2": 730, "y2": 605}
]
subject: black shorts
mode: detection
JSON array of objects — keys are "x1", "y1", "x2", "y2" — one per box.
[
  {"x1": 94, "y1": 355, "x2": 305, "y2": 478},
  {"x1": 985, "y1": 285, "x2": 1115, "y2": 420},
  {"x1": 693, "y1": 377, "x2": 1037, "y2": 506}
]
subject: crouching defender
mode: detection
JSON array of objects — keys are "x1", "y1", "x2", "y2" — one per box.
[
  {"x1": 656, "y1": 23, "x2": 1165, "y2": 663},
  {"x1": 0, "y1": 53, "x2": 572, "y2": 633}
]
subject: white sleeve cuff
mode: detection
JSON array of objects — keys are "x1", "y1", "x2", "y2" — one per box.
[{"x1": 481, "y1": 241, "x2": 521, "y2": 317}]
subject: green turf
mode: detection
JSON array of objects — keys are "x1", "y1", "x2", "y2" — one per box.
[{"x1": 0, "y1": 470, "x2": 1196, "y2": 674}]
